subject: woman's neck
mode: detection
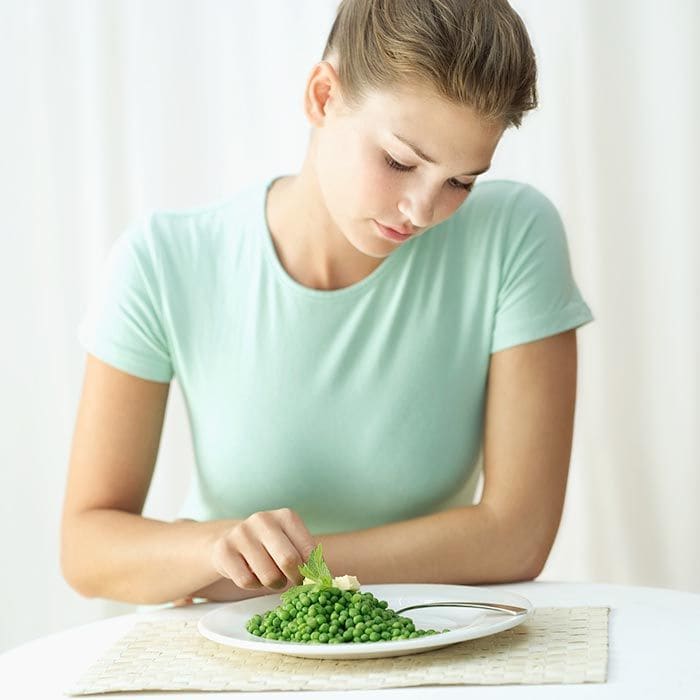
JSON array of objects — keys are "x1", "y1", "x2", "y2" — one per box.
[{"x1": 264, "y1": 168, "x2": 384, "y2": 291}]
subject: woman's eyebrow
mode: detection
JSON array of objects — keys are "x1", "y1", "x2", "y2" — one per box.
[{"x1": 392, "y1": 132, "x2": 491, "y2": 176}]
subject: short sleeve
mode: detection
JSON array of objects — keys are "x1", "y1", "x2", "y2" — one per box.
[
  {"x1": 77, "y1": 215, "x2": 174, "y2": 382},
  {"x1": 490, "y1": 186, "x2": 594, "y2": 353}
]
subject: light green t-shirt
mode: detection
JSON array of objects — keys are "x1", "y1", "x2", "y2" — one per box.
[{"x1": 78, "y1": 177, "x2": 594, "y2": 534}]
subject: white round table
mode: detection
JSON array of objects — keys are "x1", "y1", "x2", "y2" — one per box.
[{"x1": 1, "y1": 581, "x2": 698, "y2": 698}]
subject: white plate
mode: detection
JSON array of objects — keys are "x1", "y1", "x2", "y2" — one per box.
[{"x1": 197, "y1": 583, "x2": 533, "y2": 659}]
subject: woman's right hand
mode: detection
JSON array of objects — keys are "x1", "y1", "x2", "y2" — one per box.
[{"x1": 210, "y1": 508, "x2": 317, "y2": 591}]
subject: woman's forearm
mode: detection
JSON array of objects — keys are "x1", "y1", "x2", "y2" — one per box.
[
  {"x1": 62, "y1": 502, "x2": 535, "y2": 608},
  {"x1": 316, "y1": 503, "x2": 542, "y2": 586},
  {"x1": 61, "y1": 509, "x2": 242, "y2": 605}
]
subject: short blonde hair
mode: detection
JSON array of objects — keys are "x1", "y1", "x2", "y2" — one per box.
[{"x1": 321, "y1": 0, "x2": 538, "y2": 129}]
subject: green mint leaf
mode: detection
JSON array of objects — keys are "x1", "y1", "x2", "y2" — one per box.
[{"x1": 297, "y1": 543, "x2": 333, "y2": 587}]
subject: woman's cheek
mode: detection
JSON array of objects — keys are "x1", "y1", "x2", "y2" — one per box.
[
  {"x1": 362, "y1": 172, "x2": 388, "y2": 211},
  {"x1": 358, "y1": 160, "x2": 395, "y2": 211}
]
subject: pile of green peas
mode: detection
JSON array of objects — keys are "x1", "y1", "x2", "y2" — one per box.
[{"x1": 246, "y1": 587, "x2": 449, "y2": 644}]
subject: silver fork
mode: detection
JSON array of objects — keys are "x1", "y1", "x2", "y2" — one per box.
[{"x1": 394, "y1": 601, "x2": 528, "y2": 616}]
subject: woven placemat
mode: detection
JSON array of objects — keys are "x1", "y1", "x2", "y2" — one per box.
[{"x1": 66, "y1": 606, "x2": 608, "y2": 695}]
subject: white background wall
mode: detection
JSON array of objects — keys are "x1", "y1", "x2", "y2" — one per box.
[{"x1": 1, "y1": 0, "x2": 698, "y2": 653}]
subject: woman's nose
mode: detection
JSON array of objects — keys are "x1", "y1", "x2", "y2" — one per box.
[{"x1": 398, "y1": 190, "x2": 435, "y2": 229}]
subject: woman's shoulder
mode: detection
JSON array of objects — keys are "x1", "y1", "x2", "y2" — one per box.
[
  {"x1": 425, "y1": 178, "x2": 559, "y2": 241},
  {"x1": 414, "y1": 178, "x2": 572, "y2": 282},
  {"x1": 126, "y1": 179, "x2": 267, "y2": 263},
  {"x1": 148, "y1": 179, "x2": 264, "y2": 233},
  {"x1": 439, "y1": 178, "x2": 566, "y2": 247},
  {"x1": 152, "y1": 179, "x2": 263, "y2": 220},
  {"x1": 466, "y1": 178, "x2": 559, "y2": 214}
]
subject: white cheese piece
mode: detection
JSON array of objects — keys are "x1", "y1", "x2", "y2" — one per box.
[
  {"x1": 331, "y1": 574, "x2": 361, "y2": 591},
  {"x1": 302, "y1": 574, "x2": 361, "y2": 591}
]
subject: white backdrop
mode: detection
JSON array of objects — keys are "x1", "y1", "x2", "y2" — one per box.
[{"x1": 1, "y1": 0, "x2": 698, "y2": 653}]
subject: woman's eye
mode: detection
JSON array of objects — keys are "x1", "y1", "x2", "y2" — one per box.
[
  {"x1": 384, "y1": 154, "x2": 474, "y2": 192},
  {"x1": 384, "y1": 154, "x2": 412, "y2": 172},
  {"x1": 449, "y1": 180, "x2": 474, "y2": 192}
]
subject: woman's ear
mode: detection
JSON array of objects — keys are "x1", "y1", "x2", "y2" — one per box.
[{"x1": 303, "y1": 60, "x2": 345, "y2": 127}]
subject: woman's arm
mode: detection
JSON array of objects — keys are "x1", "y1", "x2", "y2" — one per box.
[
  {"x1": 63, "y1": 328, "x2": 576, "y2": 605},
  {"x1": 315, "y1": 329, "x2": 578, "y2": 584},
  {"x1": 60, "y1": 354, "x2": 249, "y2": 605}
]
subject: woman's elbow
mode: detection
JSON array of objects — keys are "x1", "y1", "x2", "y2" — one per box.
[{"x1": 60, "y1": 515, "x2": 100, "y2": 599}]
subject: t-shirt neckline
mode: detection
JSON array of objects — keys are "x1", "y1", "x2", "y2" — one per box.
[{"x1": 259, "y1": 175, "x2": 407, "y2": 300}]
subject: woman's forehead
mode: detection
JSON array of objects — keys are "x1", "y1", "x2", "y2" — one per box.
[{"x1": 362, "y1": 88, "x2": 500, "y2": 137}]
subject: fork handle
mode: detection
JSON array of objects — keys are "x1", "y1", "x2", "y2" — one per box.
[{"x1": 395, "y1": 601, "x2": 528, "y2": 616}]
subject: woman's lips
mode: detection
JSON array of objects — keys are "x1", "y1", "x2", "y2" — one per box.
[{"x1": 374, "y1": 220, "x2": 413, "y2": 241}]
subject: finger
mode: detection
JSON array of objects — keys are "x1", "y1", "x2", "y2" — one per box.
[
  {"x1": 213, "y1": 537, "x2": 264, "y2": 590},
  {"x1": 240, "y1": 510, "x2": 314, "y2": 588},
  {"x1": 258, "y1": 533, "x2": 304, "y2": 588},
  {"x1": 271, "y1": 508, "x2": 318, "y2": 581},
  {"x1": 245, "y1": 543, "x2": 290, "y2": 589},
  {"x1": 237, "y1": 522, "x2": 293, "y2": 589},
  {"x1": 230, "y1": 550, "x2": 266, "y2": 590}
]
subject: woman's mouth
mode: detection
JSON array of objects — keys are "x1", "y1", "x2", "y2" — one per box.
[{"x1": 374, "y1": 221, "x2": 413, "y2": 242}]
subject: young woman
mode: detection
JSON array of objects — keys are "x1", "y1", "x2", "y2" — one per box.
[{"x1": 60, "y1": 0, "x2": 593, "y2": 607}]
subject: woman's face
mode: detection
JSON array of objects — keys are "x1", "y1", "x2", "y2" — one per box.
[{"x1": 308, "y1": 67, "x2": 504, "y2": 259}]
